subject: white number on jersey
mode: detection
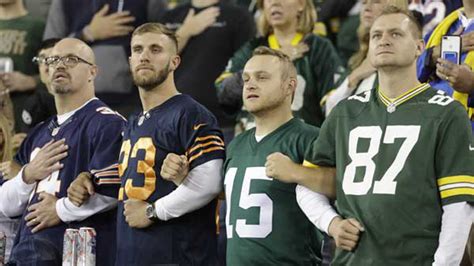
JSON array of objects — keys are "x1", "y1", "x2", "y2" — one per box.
[
  {"x1": 225, "y1": 167, "x2": 273, "y2": 239},
  {"x1": 291, "y1": 75, "x2": 306, "y2": 111},
  {"x1": 348, "y1": 90, "x2": 371, "y2": 103},
  {"x1": 428, "y1": 94, "x2": 454, "y2": 106},
  {"x1": 343, "y1": 126, "x2": 420, "y2": 195}
]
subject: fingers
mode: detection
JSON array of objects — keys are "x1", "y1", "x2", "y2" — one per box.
[
  {"x1": 96, "y1": 4, "x2": 110, "y2": 16},
  {"x1": 347, "y1": 218, "x2": 365, "y2": 232},
  {"x1": 68, "y1": 188, "x2": 89, "y2": 207}
]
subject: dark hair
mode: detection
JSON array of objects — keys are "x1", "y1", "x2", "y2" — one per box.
[
  {"x1": 38, "y1": 38, "x2": 61, "y2": 52},
  {"x1": 132, "y1": 23, "x2": 178, "y2": 52}
]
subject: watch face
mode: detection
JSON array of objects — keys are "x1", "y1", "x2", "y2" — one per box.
[{"x1": 146, "y1": 204, "x2": 154, "y2": 219}]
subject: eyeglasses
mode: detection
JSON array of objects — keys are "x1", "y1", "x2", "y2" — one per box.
[
  {"x1": 44, "y1": 55, "x2": 93, "y2": 68},
  {"x1": 32, "y1": 56, "x2": 46, "y2": 65}
]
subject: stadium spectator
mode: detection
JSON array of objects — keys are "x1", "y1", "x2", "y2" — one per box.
[
  {"x1": 160, "y1": 0, "x2": 255, "y2": 130},
  {"x1": 0, "y1": 38, "x2": 125, "y2": 266},
  {"x1": 68, "y1": 23, "x2": 225, "y2": 266},
  {"x1": 19, "y1": 38, "x2": 59, "y2": 132},
  {"x1": 271, "y1": 6, "x2": 474, "y2": 265},
  {"x1": 23, "y1": 0, "x2": 52, "y2": 22},
  {"x1": 417, "y1": 0, "x2": 474, "y2": 130},
  {"x1": 0, "y1": 0, "x2": 45, "y2": 133},
  {"x1": 324, "y1": 0, "x2": 408, "y2": 115},
  {"x1": 44, "y1": 0, "x2": 167, "y2": 118},
  {"x1": 216, "y1": 0, "x2": 345, "y2": 134},
  {"x1": 0, "y1": 113, "x2": 19, "y2": 263}
]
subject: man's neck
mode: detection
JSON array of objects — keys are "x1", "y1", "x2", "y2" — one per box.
[
  {"x1": 378, "y1": 64, "x2": 420, "y2": 99},
  {"x1": 55, "y1": 89, "x2": 95, "y2": 115},
  {"x1": 191, "y1": 0, "x2": 219, "y2": 8},
  {"x1": 464, "y1": 1, "x2": 474, "y2": 18},
  {"x1": 254, "y1": 105, "x2": 293, "y2": 137},
  {"x1": 139, "y1": 76, "x2": 179, "y2": 112},
  {"x1": 273, "y1": 23, "x2": 298, "y2": 47},
  {"x1": 0, "y1": 2, "x2": 27, "y2": 20}
]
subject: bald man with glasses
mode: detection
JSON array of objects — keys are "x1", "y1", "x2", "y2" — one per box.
[{"x1": 0, "y1": 38, "x2": 125, "y2": 266}]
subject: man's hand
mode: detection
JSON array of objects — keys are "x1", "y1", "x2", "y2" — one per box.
[
  {"x1": 67, "y1": 172, "x2": 95, "y2": 207},
  {"x1": 348, "y1": 58, "x2": 376, "y2": 89},
  {"x1": 280, "y1": 42, "x2": 310, "y2": 61},
  {"x1": 178, "y1": 7, "x2": 220, "y2": 38},
  {"x1": 0, "y1": 160, "x2": 21, "y2": 180},
  {"x1": 462, "y1": 31, "x2": 474, "y2": 52},
  {"x1": 436, "y1": 58, "x2": 474, "y2": 94},
  {"x1": 0, "y1": 72, "x2": 36, "y2": 92},
  {"x1": 123, "y1": 199, "x2": 153, "y2": 228},
  {"x1": 328, "y1": 216, "x2": 364, "y2": 252},
  {"x1": 161, "y1": 153, "x2": 189, "y2": 186},
  {"x1": 25, "y1": 192, "x2": 61, "y2": 233},
  {"x1": 23, "y1": 139, "x2": 68, "y2": 184},
  {"x1": 265, "y1": 152, "x2": 299, "y2": 182},
  {"x1": 12, "y1": 133, "x2": 26, "y2": 151},
  {"x1": 85, "y1": 4, "x2": 135, "y2": 41}
]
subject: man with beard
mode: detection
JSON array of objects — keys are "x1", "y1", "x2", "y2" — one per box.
[
  {"x1": 0, "y1": 38, "x2": 125, "y2": 265},
  {"x1": 68, "y1": 23, "x2": 225, "y2": 265}
]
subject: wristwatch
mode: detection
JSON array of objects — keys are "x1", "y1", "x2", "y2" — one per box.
[{"x1": 145, "y1": 203, "x2": 159, "y2": 222}]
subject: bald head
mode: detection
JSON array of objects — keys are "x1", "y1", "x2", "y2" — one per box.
[{"x1": 52, "y1": 38, "x2": 96, "y2": 64}]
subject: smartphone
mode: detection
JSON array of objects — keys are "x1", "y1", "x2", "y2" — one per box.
[
  {"x1": 441, "y1": 35, "x2": 461, "y2": 64},
  {"x1": 0, "y1": 57, "x2": 13, "y2": 73}
]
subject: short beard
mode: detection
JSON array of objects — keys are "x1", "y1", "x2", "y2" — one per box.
[
  {"x1": 133, "y1": 62, "x2": 170, "y2": 91},
  {"x1": 51, "y1": 84, "x2": 72, "y2": 94}
]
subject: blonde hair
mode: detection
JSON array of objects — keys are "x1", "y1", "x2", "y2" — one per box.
[
  {"x1": 256, "y1": 0, "x2": 317, "y2": 36},
  {"x1": 348, "y1": 0, "x2": 409, "y2": 70},
  {"x1": 0, "y1": 114, "x2": 13, "y2": 162},
  {"x1": 252, "y1": 46, "x2": 297, "y2": 81},
  {"x1": 132, "y1": 23, "x2": 178, "y2": 52}
]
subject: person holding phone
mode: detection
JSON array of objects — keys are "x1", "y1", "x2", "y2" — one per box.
[{"x1": 416, "y1": 0, "x2": 474, "y2": 130}]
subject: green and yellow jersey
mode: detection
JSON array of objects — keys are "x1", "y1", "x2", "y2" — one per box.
[{"x1": 305, "y1": 83, "x2": 474, "y2": 265}]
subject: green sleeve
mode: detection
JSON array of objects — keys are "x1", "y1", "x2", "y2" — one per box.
[
  {"x1": 436, "y1": 103, "x2": 474, "y2": 205},
  {"x1": 304, "y1": 107, "x2": 337, "y2": 167}
]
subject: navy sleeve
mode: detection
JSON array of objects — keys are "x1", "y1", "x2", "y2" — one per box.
[
  {"x1": 178, "y1": 105, "x2": 225, "y2": 170},
  {"x1": 89, "y1": 117, "x2": 125, "y2": 198}
]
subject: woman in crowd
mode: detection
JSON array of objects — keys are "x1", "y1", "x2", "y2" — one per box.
[
  {"x1": 0, "y1": 113, "x2": 20, "y2": 264},
  {"x1": 216, "y1": 0, "x2": 345, "y2": 134}
]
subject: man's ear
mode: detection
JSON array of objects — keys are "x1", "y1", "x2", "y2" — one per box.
[{"x1": 170, "y1": 55, "x2": 181, "y2": 71}]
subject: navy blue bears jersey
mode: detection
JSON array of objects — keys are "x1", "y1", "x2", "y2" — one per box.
[
  {"x1": 116, "y1": 94, "x2": 225, "y2": 266},
  {"x1": 10, "y1": 99, "x2": 125, "y2": 266}
]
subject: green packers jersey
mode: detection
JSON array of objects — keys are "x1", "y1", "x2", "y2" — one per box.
[
  {"x1": 305, "y1": 83, "x2": 474, "y2": 266},
  {"x1": 224, "y1": 118, "x2": 323, "y2": 265},
  {"x1": 0, "y1": 15, "x2": 44, "y2": 75}
]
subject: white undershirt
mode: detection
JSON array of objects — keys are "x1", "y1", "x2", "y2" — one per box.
[
  {"x1": 0, "y1": 97, "x2": 117, "y2": 222},
  {"x1": 154, "y1": 159, "x2": 223, "y2": 220},
  {"x1": 433, "y1": 202, "x2": 474, "y2": 265},
  {"x1": 255, "y1": 134, "x2": 339, "y2": 233}
]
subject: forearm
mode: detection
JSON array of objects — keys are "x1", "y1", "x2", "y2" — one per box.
[
  {"x1": 293, "y1": 162, "x2": 336, "y2": 198},
  {"x1": 154, "y1": 159, "x2": 223, "y2": 221},
  {"x1": 433, "y1": 202, "x2": 473, "y2": 266},
  {"x1": 296, "y1": 185, "x2": 339, "y2": 234},
  {"x1": 56, "y1": 193, "x2": 117, "y2": 222},
  {"x1": 0, "y1": 167, "x2": 35, "y2": 217},
  {"x1": 176, "y1": 27, "x2": 192, "y2": 53}
]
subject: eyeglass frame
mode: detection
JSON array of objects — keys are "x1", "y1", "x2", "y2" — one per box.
[
  {"x1": 44, "y1": 54, "x2": 94, "y2": 68},
  {"x1": 32, "y1": 55, "x2": 47, "y2": 65}
]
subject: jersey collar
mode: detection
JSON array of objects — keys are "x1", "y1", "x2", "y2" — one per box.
[
  {"x1": 378, "y1": 83, "x2": 430, "y2": 111},
  {"x1": 268, "y1": 33, "x2": 304, "y2": 50}
]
